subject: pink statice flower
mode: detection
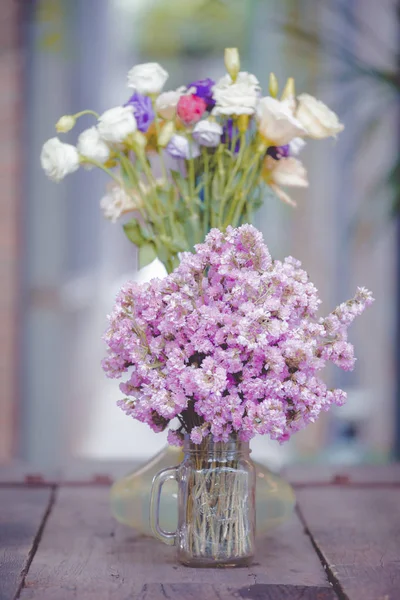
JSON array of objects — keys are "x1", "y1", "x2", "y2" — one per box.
[{"x1": 102, "y1": 225, "x2": 374, "y2": 444}]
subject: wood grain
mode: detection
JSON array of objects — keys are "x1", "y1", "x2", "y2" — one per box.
[
  {"x1": 19, "y1": 487, "x2": 332, "y2": 599},
  {"x1": 285, "y1": 463, "x2": 400, "y2": 485},
  {"x1": 0, "y1": 464, "x2": 61, "y2": 486},
  {"x1": 0, "y1": 460, "x2": 135, "y2": 485},
  {"x1": 2, "y1": 462, "x2": 399, "y2": 486},
  {"x1": 0, "y1": 488, "x2": 53, "y2": 600},
  {"x1": 297, "y1": 486, "x2": 400, "y2": 600},
  {"x1": 136, "y1": 583, "x2": 337, "y2": 599}
]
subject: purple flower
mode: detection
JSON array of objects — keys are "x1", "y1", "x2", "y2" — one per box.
[
  {"x1": 221, "y1": 119, "x2": 240, "y2": 153},
  {"x1": 266, "y1": 145, "x2": 290, "y2": 160},
  {"x1": 187, "y1": 78, "x2": 215, "y2": 110},
  {"x1": 166, "y1": 134, "x2": 200, "y2": 160},
  {"x1": 124, "y1": 92, "x2": 154, "y2": 132}
]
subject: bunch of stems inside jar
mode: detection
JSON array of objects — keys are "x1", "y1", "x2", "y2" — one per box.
[{"x1": 185, "y1": 447, "x2": 253, "y2": 562}]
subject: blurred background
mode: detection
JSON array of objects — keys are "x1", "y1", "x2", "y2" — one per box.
[{"x1": 1, "y1": 0, "x2": 398, "y2": 469}]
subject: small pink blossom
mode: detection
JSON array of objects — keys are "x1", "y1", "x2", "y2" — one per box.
[
  {"x1": 103, "y1": 225, "x2": 374, "y2": 444},
  {"x1": 177, "y1": 94, "x2": 207, "y2": 125}
]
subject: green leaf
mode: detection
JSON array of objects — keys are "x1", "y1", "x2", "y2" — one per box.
[
  {"x1": 155, "y1": 189, "x2": 170, "y2": 209},
  {"x1": 123, "y1": 220, "x2": 144, "y2": 246},
  {"x1": 139, "y1": 221, "x2": 153, "y2": 240},
  {"x1": 155, "y1": 243, "x2": 170, "y2": 267},
  {"x1": 139, "y1": 242, "x2": 157, "y2": 269},
  {"x1": 159, "y1": 234, "x2": 188, "y2": 253}
]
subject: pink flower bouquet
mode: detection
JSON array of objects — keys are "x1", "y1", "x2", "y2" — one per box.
[{"x1": 103, "y1": 225, "x2": 373, "y2": 446}]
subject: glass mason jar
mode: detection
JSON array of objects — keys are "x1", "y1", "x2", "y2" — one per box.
[{"x1": 150, "y1": 434, "x2": 256, "y2": 567}]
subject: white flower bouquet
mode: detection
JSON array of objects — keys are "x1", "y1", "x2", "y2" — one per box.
[{"x1": 41, "y1": 48, "x2": 343, "y2": 272}]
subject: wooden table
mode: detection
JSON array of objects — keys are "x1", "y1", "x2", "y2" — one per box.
[{"x1": 1, "y1": 463, "x2": 400, "y2": 600}]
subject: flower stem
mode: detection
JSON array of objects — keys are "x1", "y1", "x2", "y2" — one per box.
[
  {"x1": 136, "y1": 153, "x2": 165, "y2": 218},
  {"x1": 81, "y1": 157, "x2": 122, "y2": 184},
  {"x1": 230, "y1": 157, "x2": 263, "y2": 228},
  {"x1": 202, "y1": 148, "x2": 210, "y2": 237},
  {"x1": 73, "y1": 109, "x2": 100, "y2": 120},
  {"x1": 218, "y1": 132, "x2": 246, "y2": 228},
  {"x1": 188, "y1": 156, "x2": 196, "y2": 200},
  {"x1": 152, "y1": 106, "x2": 169, "y2": 181},
  {"x1": 223, "y1": 149, "x2": 263, "y2": 229},
  {"x1": 117, "y1": 152, "x2": 150, "y2": 222}
]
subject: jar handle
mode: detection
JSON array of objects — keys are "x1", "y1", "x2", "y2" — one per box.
[{"x1": 150, "y1": 466, "x2": 178, "y2": 546}]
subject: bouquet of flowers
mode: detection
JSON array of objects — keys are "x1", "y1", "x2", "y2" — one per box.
[
  {"x1": 103, "y1": 225, "x2": 373, "y2": 446},
  {"x1": 41, "y1": 48, "x2": 343, "y2": 273},
  {"x1": 40, "y1": 47, "x2": 373, "y2": 565}
]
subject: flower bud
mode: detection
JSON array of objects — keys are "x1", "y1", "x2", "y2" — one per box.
[
  {"x1": 131, "y1": 130, "x2": 147, "y2": 151},
  {"x1": 237, "y1": 114, "x2": 249, "y2": 134},
  {"x1": 224, "y1": 48, "x2": 240, "y2": 82},
  {"x1": 55, "y1": 115, "x2": 76, "y2": 133},
  {"x1": 158, "y1": 121, "x2": 175, "y2": 147},
  {"x1": 269, "y1": 73, "x2": 279, "y2": 98},
  {"x1": 104, "y1": 158, "x2": 118, "y2": 169},
  {"x1": 281, "y1": 77, "x2": 295, "y2": 101},
  {"x1": 256, "y1": 135, "x2": 269, "y2": 154}
]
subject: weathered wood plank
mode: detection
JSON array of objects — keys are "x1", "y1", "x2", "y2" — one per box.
[
  {"x1": 0, "y1": 488, "x2": 53, "y2": 600},
  {"x1": 297, "y1": 486, "x2": 400, "y2": 600},
  {"x1": 136, "y1": 583, "x2": 337, "y2": 599},
  {"x1": 0, "y1": 463, "x2": 61, "y2": 486},
  {"x1": 20, "y1": 487, "x2": 332, "y2": 599},
  {"x1": 2, "y1": 462, "x2": 399, "y2": 486},
  {"x1": 285, "y1": 463, "x2": 400, "y2": 486},
  {"x1": 61, "y1": 459, "x2": 137, "y2": 483},
  {"x1": 0, "y1": 460, "x2": 135, "y2": 486}
]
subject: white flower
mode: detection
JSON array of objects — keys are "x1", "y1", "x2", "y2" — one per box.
[
  {"x1": 77, "y1": 127, "x2": 110, "y2": 165},
  {"x1": 192, "y1": 120, "x2": 223, "y2": 147},
  {"x1": 97, "y1": 106, "x2": 137, "y2": 143},
  {"x1": 289, "y1": 137, "x2": 306, "y2": 155},
  {"x1": 264, "y1": 156, "x2": 308, "y2": 206},
  {"x1": 296, "y1": 94, "x2": 344, "y2": 139},
  {"x1": 269, "y1": 157, "x2": 308, "y2": 187},
  {"x1": 256, "y1": 97, "x2": 306, "y2": 146},
  {"x1": 212, "y1": 72, "x2": 260, "y2": 116},
  {"x1": 40, "y1": 137, "x2": 80, "y2": 182},
  {"x1": 127, "y1": 62, "x2": 168, "y2": 95},
  {"x1": 166, "y1": 134, "x2": 200, "y2": 160},
  {"x1": 55, "y1": 115, "x2": 76, "y2": 133},
  {"x1": 100, "y1": 185, "x2": 143, "y2": 223},
  {"x1": 155, "y1": 87, "x2": 186, "y2": 120}
]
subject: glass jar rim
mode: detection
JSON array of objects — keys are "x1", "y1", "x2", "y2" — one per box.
[{"x1": 183, "y1": 433, "x2": 250, "y2": 455}]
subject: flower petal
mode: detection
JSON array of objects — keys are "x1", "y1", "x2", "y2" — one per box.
[
  {"x1": 268, "y1": 157, "x2": 309, "y2": 188},
  {"x1": 270, "y1": 183, "x2": 297, "y2": 207},
  {"x1": 296, "y1": 94, "x2": 344, "y2": 139},
  {"x1": 256, "y1": 97, "x2": 307, "y2": 146}
]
